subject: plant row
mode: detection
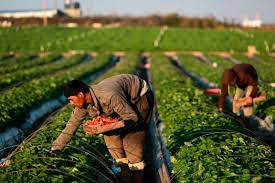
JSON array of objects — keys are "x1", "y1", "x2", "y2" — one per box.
[
  {"x1": 0, "y1": 53, "x2": 61, "y2": 75},
  {"x1": 0, "y1": 53, "x2": 140, "y2": 182},
  {"x1": 0, "y1": 54, "x2": 86, "y2": 90},
  {"x1": 1, "y1": 26, "x2": 275, "y2": 53},
  {"x1": 0, "y1": 53, "x2": 14, "y2": 62},
  {"x1": 0, "y1": 53, "x2": 37, "y2": 67},
  {"x1": 151, "y1": 54, "x2": 275, "y2": 182},
  {"x1": 0, "y1": 53, "x2": 111, "y2": 130}
]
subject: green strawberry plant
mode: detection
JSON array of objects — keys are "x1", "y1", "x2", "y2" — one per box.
[
  {"x1": 151, "y1": 53, "x2": 275, "y2": 182},
  {"x1": 0, "y1": 53, "x2": 111, "y2": 130}
]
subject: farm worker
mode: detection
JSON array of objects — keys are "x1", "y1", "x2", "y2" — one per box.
[
  {"x1": 219, "y1": 63, "x2": 261, "y2": 117},
  {"x1": 51, "y1": 74, "x2": 153, "y2": 183}
]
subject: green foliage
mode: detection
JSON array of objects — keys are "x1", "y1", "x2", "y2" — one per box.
[
  {"x1": 1, "y1": 26, "x2": 275, "y2": 53},
  {"x1": 151, "y1": 54, "x2": 275, "y2": 182},
  {"x1": 0, "y1": 54, "x2": 84, "y2": 90},
  {"x1": 0, "y1": 54, "x2": 110, "y2": 130},
  {"x1": 0, "y1": 52, "x2": 139, "y2": 182},
  {"x1": 0, "y1": 106, "x2": 110, "y2": 182},
  {"x1": 0, "y1": 53, "x2": 61, "y2": 74}
]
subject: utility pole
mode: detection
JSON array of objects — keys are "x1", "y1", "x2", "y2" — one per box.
[
  {"x1": 42, "y1": 0, "x2": 48, "y2": 26},
  {"x1": 90, "y1": 0, "x2": 94, "y2": 16},
  {"x1": 53, "y1": 0, "x2": 57, "y2": 10}
]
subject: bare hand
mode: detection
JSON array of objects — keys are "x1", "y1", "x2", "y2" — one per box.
[{"x1": 51, "y1": 144, "x2": 63, "y2": 152}]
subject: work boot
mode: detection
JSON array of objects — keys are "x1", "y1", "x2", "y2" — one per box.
[
  {"x1": 132, "y1": 170, "x2": 144, "y2": 183},
  {"x1": 119, "y1": 164, "x2": 132, "y2": 183}
]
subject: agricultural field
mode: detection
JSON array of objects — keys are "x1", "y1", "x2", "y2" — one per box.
[{"x1": 0, "y1": 26, "x2": 274, "y2": 182}]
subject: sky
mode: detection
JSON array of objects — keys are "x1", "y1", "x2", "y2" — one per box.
[{"x1": 0, "y1": 0, "x2": 275, "y2": 24}]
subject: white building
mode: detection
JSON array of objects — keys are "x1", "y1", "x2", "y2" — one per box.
[
  {"x1": 0, "y1": 1, "x2": 81, "y2": 18},
  {"x1": 242, "y1": 15, "x2": 262, "y2": 28},
  {"x1": 0, "y1": 9, "x2": 65, "y2": 18},
  {"x1": 64, "y1": 0, "x2": 81, "y2": 17}
]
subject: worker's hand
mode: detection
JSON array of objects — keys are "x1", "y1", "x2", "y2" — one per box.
[
  {"x1": 50, "y1": 143, "x2": 64, "y2": 152},
  {"x1": 235, "y1": 97, "x2": 253, "y2": 107},
  {"x1": 218, "y1": 108, "x2": 223, "y2": 113}
]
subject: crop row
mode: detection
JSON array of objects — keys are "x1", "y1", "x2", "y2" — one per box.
[
  {"x1": 0, "y1": 53, "x2": 61, "y2": 75},
  {"x1": 160, "y1": 28, "x2": 275, "y2": 53},
  {"x1": 0, "y1": 53, "x2": 14, "y2": 62},
  {"x1": 151, "y1": 54, "x2": 275, "y2": 182},
  {"x1": 0, "y1": 53, "x2": 37, "y2": 67},
  {"x1": 0, "y1": 27, "x2": 160, "y2": 52},
  {"x1": 0, "y1": 53, "x2": 139, "y2": 182},
  {"x1": 0, "y1": 54, "x2": 86, "y2": 90},
  {"x1": 0, "y1": 53, "x2": 111, "y2": 130},
  {"x1": 1, "y1": 27, "x2": 275, "y2": 53}
]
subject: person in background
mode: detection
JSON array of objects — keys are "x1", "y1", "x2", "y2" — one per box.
[
  {"x1": 51, "y1": 74, "x2": 154, "y2": 183},
  {"x1": 219, "y1": 63, "x2": 261, "y2": 118}
]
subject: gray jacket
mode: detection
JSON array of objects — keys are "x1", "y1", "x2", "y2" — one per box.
[{"x1": 52, "y1": 74, "x2": 148, "y2": 149}]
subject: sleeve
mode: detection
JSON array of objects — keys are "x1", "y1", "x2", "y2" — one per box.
[
  {"x1": 246, "y1": 67, "x2": 258, "y2": 97},
  {"x1": 219, "y1": 84, "x2": 228, "y2": 109},
  {"x1": 52, "y1": 107, "x2": 87, "y2": 150},
  {"x1": 111, "y1": 95, "x2": 138, "y2": 122},
  {"x1": 249, "y1": 82, "x2": 259, "y2": 98}
]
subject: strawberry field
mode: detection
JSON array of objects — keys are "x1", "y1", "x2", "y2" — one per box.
[{"x1": 0, "y1": 26, "x2": 275, "y2": 182}]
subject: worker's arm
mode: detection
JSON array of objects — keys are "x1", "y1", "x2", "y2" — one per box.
[
  {"x1": 241, "y1": 68, "x2": 258, "y2": 98},
  {"x1": 51, "y1": 107, "x2": 87, "y2": 151},
  {"x1": 234, "y1": 84, "x2": 258, "y2": 107},
  {"x1": 247, "y1": 83, "x2": 259, "y2": 98},
  {"x1": 218, "y1": 84, "x2": 228, "y2": 112}
]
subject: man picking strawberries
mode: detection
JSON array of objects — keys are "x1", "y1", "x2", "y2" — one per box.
[{"x1": 51, "y1": 74, "x2": 153, "y2": 183}]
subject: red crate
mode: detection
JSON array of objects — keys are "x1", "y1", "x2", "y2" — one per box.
[{"x1": 83, "y1": 115, "x2": 125, "y2": 135}]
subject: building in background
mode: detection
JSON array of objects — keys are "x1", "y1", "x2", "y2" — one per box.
[
  {"x1": 0, "y1": 9, "x2": 65, "y2": 18},
  {"x1": 64, "y1": 0, "x2": 81, "y2": 18},
  {"x1": 0, "y1": 0, "x2": 81, "y2": 18},
  {"x1": 242, "y1": 14, "x2": 262, "y2": 28}
]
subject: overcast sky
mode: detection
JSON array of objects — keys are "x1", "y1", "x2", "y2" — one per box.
[{"x1": 0, "y1": 0, "x2": 275, "y2": 23}]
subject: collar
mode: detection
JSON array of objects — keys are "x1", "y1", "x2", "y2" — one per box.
[{"x1": 88, "y1": 87, "x2": 100, "y2": 110}]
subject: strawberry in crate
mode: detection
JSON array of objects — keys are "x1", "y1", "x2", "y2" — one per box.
[{"x1": 83, "y1": 114, "x2": 125, "y2": 136}]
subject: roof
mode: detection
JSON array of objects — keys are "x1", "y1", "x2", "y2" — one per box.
[{"x1": 0, "y1": 9, "x2": 65, "y2": 18}]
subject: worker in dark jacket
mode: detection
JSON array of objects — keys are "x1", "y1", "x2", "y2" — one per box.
[
  {"x1": 51, "y1": 74, "x2": 153, "y2": 183},
  {"x1": 219, "y1": 63, "x2": 259, "y2": 117}
]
